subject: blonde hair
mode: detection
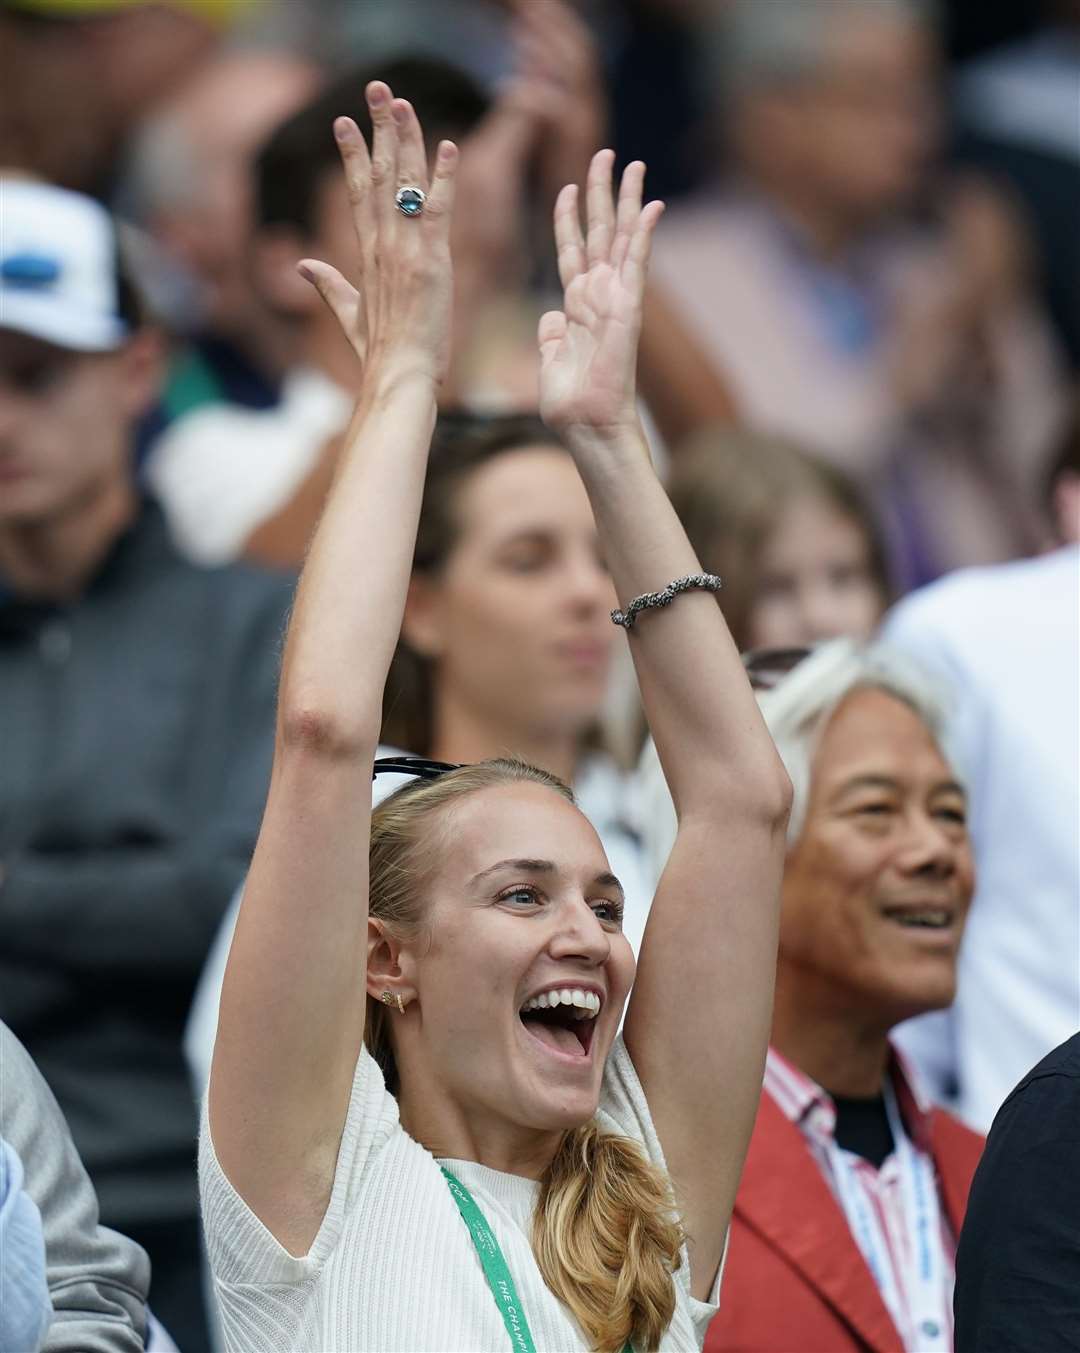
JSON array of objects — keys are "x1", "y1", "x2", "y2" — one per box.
[{"x1": 365, "y1": 759, "x2": 684, "y2": 1353}]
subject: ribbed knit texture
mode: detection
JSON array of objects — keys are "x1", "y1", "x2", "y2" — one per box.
[{"x1": 200, "y1": 1036, "x2": 720, "y2": 1352}]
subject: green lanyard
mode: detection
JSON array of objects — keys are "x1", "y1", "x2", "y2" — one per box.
[{"x1": 441, "y1": 1166, "x2": 634, "y2": 1353}]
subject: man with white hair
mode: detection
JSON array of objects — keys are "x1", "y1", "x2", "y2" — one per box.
[
  {"x1": 638, "y1": 641, "x2": 984, "y2": 1351},
  {"x1": 652, "y1": 0, "x2": 1064, "y2": 586}
]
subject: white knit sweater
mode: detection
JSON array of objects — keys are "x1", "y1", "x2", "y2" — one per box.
[{"x1": 200, "y1": 1037, "x2": 721, "y2": 1352}]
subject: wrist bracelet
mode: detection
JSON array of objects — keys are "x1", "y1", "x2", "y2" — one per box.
[{"x1": 611, "y1": 573, "x2": 723, "y2": 630}]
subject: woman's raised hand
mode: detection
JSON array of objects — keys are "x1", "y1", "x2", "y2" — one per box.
[
  {"x1": 298, "y1": 82, "x2": 458, "y2": 392},
  {"x1": 538, "y1": 151, "x2": 664, "y2": 442}
]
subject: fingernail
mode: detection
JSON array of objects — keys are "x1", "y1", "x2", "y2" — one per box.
[
  {"x1": 392, "y1": 100, "x2": 409, "y2": 125},
  {"x1": 367, "y1": 83, "x2": 386, "y2": 105},
  {"x1": 296, "y1": 261, "x2": 315, "y2": 283},
  {"x1": 334, "y1": 117, "x2": 350, "y2": 142}
]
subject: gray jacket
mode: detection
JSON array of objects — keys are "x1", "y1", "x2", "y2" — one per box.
[{"x1": 0, "y1": 1021, "x2": 149, "y2": 1352}]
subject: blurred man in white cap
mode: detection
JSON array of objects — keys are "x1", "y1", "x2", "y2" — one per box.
[{"x1": 0, "y1": 178, "x2": 291, "y2": 1348}]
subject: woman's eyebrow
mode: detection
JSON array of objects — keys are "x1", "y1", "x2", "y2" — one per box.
[
  {"x1": 468, "y1": 860, "x2": 624, "y2": 899},
  {"x1": 469, "y1": 858, "x2": 555, "y2": 886},
  {"x1": 594, "y1": 872, "x2": 625, "y2": 900}
]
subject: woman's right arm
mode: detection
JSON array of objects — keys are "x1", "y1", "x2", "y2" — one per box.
[{"x1": 208, "y1": 85, "x2": 458, "y2": 1255}]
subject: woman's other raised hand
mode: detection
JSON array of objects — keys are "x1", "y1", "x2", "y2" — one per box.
[
  {"x1": 297, "y1": 82, "x2": 459, "y2": 393},
  {"x1": 538, "y1": 151, "x2": 664, "y2": 443}
]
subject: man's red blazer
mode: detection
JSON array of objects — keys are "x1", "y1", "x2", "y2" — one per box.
[{"x1": 705, "y1": 1091, "x2": 984, "y2": 1353}]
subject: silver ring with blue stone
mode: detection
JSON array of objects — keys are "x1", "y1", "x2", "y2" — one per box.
[{"x1": 394, "y1": 186, "x2": 426, "y2": 218}]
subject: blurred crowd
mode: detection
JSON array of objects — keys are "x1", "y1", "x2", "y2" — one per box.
[{"x1": 0, "y1": 0, "x2": 1077, "y2": 1350}]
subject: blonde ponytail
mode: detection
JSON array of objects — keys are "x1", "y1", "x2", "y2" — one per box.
[
  {"x1": 366, "y1": 759, "x2": 683, "y2": 1351},
  {"x1": 532, "y1": 1123, "x2": 683, "y2": 1353}
]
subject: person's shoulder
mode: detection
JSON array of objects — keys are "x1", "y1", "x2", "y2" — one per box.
[
  {"x1": 885, "y1": 550, "x2": 1077, "y2": 646},
  {"x1": 0, "y1": 1023, "x2": 38, "y2": 1102},
  {"x1": 1004, "y1": 1032, "x2": 1080, "y2": 1106},
  {"x1": 202, "y1": 554, "x2": 296, "y2": 606},
  {"x1": 653, "y1": 189, "x2": 754, "y2": 261},
  {"x1": 981, "y1": 1033, "x2": 1080, "y2": 1156},
  {"x1": 199, "y1": 559, "x2": 296, "y2": 660},
  {"x1": 140, "y1": 502, "x2": 295, "y2": 609}
]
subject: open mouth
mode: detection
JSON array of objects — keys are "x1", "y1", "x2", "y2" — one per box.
[
  {"x1": 882, "y1": 907, "x2": 954, "y2": 931},
  {"x1": 519, "y1": 988, "x2": 600, "y2": 1060}
]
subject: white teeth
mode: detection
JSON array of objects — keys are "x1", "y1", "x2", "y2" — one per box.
[
  {"x1": 520, "y1": 987, "x2": 601, "y2": 1017},
  {"x1": 887, "y1": 909, "x2": 951, "y2": 929}
]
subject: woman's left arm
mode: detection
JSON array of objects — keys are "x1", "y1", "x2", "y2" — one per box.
[{"x1": 539, "y1": 153, "x2": 792, "y2": 1300}]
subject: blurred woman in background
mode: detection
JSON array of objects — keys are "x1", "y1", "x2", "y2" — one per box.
[{"x1": 377, "y1": 410, "x2": 651, "y2": 954}]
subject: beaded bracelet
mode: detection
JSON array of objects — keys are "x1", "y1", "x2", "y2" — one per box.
[{"x1": 610, "y1": 573, "x2": 723, "y2": 630}]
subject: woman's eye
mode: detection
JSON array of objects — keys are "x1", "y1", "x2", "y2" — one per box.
[
  {"x1": 498, "y1": 537, "x2": 554, "y2": 574},
  {"x1": 499, "y1": 886, "x2": 541, "y2": 907},
  {"x1": 502, "y1": 554, "x2": 546, "y2": 574},
  {"x1": 935, "y1": 806, "x2": 968, "y2": 826},
  {"x1": 590, "y1": 899, "x2": 624, "y2": 926}
]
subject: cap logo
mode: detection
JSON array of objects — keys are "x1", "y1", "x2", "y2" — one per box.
[{"x1": 1, "y1": 252, "x2": 62, "y2": 291}]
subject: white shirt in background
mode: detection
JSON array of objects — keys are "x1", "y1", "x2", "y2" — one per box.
[
  {"x1": 145, "y1": 367, "x2": 354, "y2": 565},
  {"x1": 883, "y1": 546, "x2": 1080, "y2": 1131}
]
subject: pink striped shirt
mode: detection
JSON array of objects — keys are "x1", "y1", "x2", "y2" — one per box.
[{"x1": 763, "y1": 1046, "x2": 956, "y2": 1353}]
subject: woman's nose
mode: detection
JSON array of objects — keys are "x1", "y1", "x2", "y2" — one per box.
[{"x1": 547, "y1": 899, "x2": 612, "y2": 965}]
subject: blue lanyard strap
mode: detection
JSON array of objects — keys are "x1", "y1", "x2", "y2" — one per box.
[{"x1": 441, "y1": 1166, "x2": 635, "y2": 1353}]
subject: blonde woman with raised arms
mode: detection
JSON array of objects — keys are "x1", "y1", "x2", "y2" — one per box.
[{"x1": 202, "y1": 82, "x2": 792, "y2": 1353}]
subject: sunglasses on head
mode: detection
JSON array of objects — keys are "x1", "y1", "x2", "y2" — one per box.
[
  {"x1": 371, "y1": 654, "x2": 813, "y2": 782},
  {"x1": 742, "y1": 646, "x2": 813, "y2": 692},
  {"x1": 372, "y1": 756, "x2": 463, "y2": 782}
]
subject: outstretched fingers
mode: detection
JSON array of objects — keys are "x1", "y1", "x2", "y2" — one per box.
[
  {"x1": 611, "y1": 160, "x2": 646, "y2": 272},
  {"x1": 366, "y1": 82, "x2": 398, "y2": 233},
  {"x1": 423, "y1": 139, "x2": 459, "y2": 228},
  {"x1": 392, "y1": 98, "x2": 428, "y2": 196},
  {"x1": 620, "y1": 196, "x2": 665, "y2": 296},
  {"x1": 334, "y1": 117, "x2": 375, "y2": 276},
  {"x1": 554, "y1": 183, "x2": 586, "y2": 290},
  {"x1": 584, "y1": 148, "x2": 616, "y2": 267}
]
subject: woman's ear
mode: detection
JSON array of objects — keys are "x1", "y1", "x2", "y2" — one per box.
[
  {"x1": 366, "y1": 917, "x2": 416, "y2": 1005},
  {"x1": 400, "y1": 573, "x2": 446, "y2": 659}
]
